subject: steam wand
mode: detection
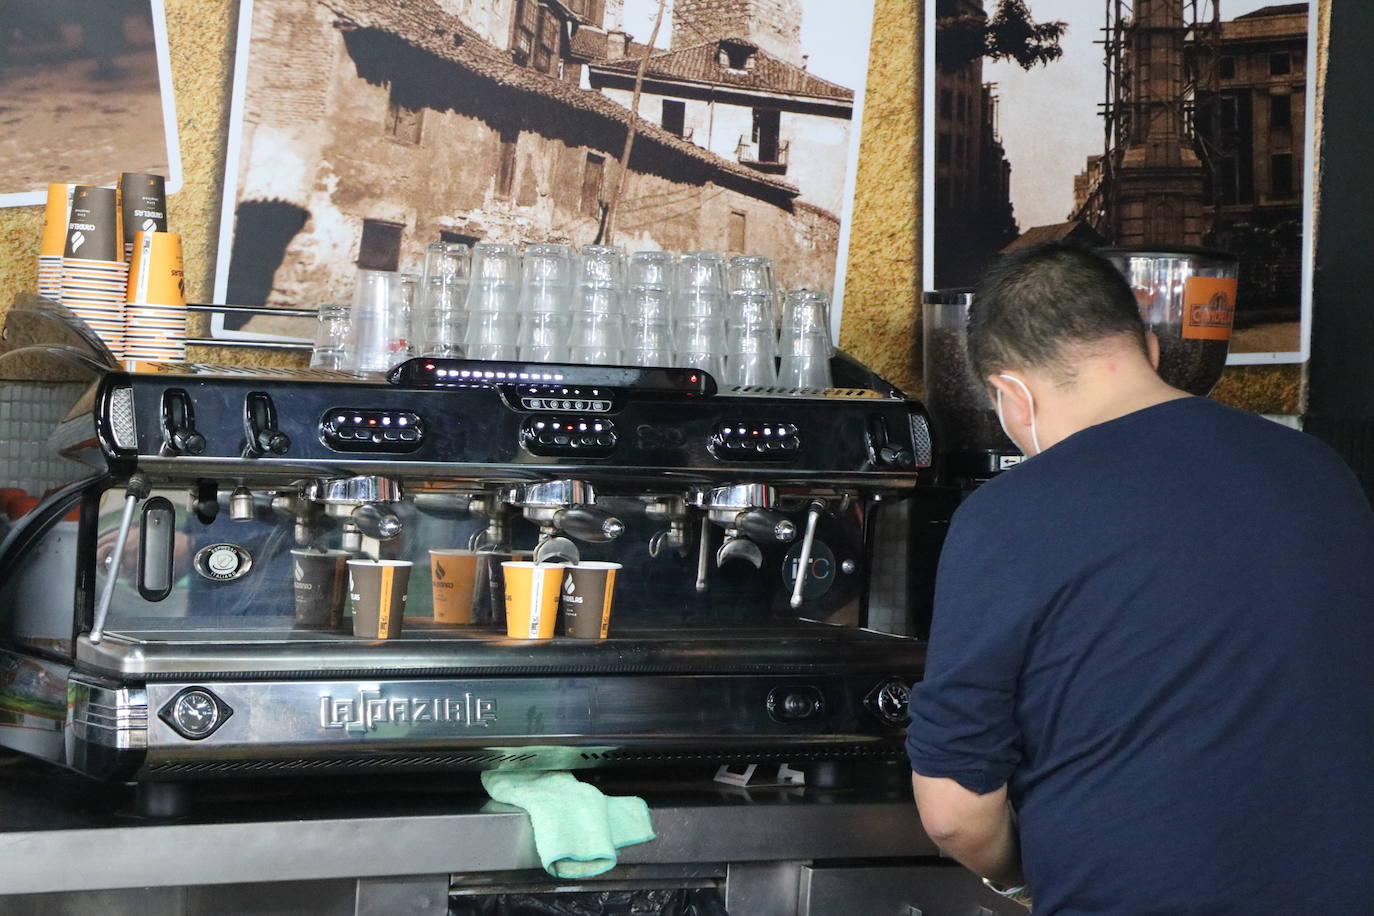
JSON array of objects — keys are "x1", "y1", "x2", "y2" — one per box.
[
  {"x1": 789, "y1": 501, "x2": 826, "y2": 609},
  {"x1": 91, "y1": 473, "x2": 151, "y2": 643}
]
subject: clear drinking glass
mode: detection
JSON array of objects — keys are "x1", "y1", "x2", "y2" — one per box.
[
  {"x1": 726, "y1": 290, "x2": 778, "y2": 355},
  {"x1": 350, "y1": 270, "x2": 418, "y2": 372},
  {"x1": 779, "y1": 290, "x2": 834, "y2": 389},
  {"x1": 423, "y1": 241, "x2": 472, "y2": 286},
  {"x1": 626, "y1": 285, "x2": 673, "y2": 324},
  {"x1": 568, "y1": 311, "x2": 625, "y2": 365},
  {"x1": 469, "y1": 243, "x2": 521, "y2": 286},
  {"x1": 519, "y1": 244, "x2": 576, "y2": 313},
  {"x1": 579, "y1": 245, "x2": 626, "y2": 288},
  {"x1": 518, "y1": 311, "x2": 570, "y2": 363},
  {"x1": 678, "y1": 251, "x2": 727, "y2": 292},
  {"x1": 419, "y1": 275, "x2": 467, "y2": 358},
  {"x1": 310, "y1": 304, "x2": 351, "y2": 370},
  {"x1": 625, "y1": 318, "x2": 675, "y2": 367},
  {"x1": 676, "y1": 315, "x2": 728, "y2": 380},
  {"x1": 629, "y1": 251, "x2": 674, "y2": 288},
  {"x1": 728, "y1": 255, "x2": 780, "y2": 327},
  {"x1": 725, "y1": 348, "x2": 779, "y2": 387},
  {"x1": 464, "y1": 309, "x2": 520, "y2": 361},
  {"x1": 781, "y1": 289, "x2": 834, "y2": 353}
]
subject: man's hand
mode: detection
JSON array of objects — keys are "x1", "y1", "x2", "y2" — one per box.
[{"x1": 912, "y1": 773, "x2": 1024, "y2": 889}]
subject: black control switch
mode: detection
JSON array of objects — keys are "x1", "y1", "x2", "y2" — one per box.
[
  {"x1": 161, "y1": 389, "x2": 205, "y2": 456},
  {"x1": 244, "y1": 392, "x2": 290, "y2": 457}
]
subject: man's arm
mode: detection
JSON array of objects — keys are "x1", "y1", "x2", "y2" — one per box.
[{"x1": 912, "y1": 773, "x2": 1023, "y2": 887}]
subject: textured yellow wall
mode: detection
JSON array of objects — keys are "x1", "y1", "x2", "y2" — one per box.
[{"x1": 0, "y1": 0, "x2": 1320, "y2": 410}]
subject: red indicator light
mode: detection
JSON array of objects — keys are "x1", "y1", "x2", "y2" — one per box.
[
  {"x1": 368, "y1": 419, "x2": 377, "y2": 425},
  {"x1": 424, "y1": 363, "x2": 435, "y2": 370},
  {"x1": 690, "y1": 374, "x2": 699, "y2": 382}
]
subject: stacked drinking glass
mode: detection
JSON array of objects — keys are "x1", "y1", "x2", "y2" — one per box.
[
  {"x1": 624, "y1": 251, "x2": 676, "y2": 368},
  {"x1": 779, "y1": 289, "x2": 834, "y2": 389},
  {"x1": 725, "y1": 255, "x2": 780, "y2": 386},
  {"x1": 349, "y1": 269, "x2": 419, "y2": 372},
  {"x1": 569, "y1": 245, "x2": 626, "y2": 365},
  {"x1": 417, "y1": 241, "x2": 471, "y2": 359},
  {"x1": 517, "y1": 243, "x2": 575, "y2": 363},
  {"x1": 674, "y1": 251, "x2": 729, "y2": 380},
  {"x1": 462, "y1": 243, "x2": 521, "y2": 361}
]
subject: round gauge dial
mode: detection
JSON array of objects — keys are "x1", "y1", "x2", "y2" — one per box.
[{"x1": 171, "y1": 689, "x2": 220, "y2": 739}]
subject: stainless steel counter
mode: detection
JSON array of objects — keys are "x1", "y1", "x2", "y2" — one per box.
[{"x1": 0, "y1": 754, "x2": 1021, "y2": 915}]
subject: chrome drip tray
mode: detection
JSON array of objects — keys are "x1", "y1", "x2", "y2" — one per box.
[{"x1": 77, "y1": 624, "x2": 924, "y2": 680}]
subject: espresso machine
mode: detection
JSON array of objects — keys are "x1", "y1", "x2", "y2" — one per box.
[{"x1": 0, "y1": 301, "x2": 936, "y2": 795}]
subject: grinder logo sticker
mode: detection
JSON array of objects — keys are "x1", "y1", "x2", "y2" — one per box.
[{"x1": 1181, "y1": 277, "x2": 1237, "y2": 342}]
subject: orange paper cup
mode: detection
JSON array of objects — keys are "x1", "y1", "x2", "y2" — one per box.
[
  {"x1": 127, "y1": 231, "x2": 185, "y2": 306},
  {"x1": 501, "y1": 562, "x2": 564, "y2": 639}
]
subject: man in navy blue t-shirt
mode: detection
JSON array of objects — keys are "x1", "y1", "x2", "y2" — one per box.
[{"x1": 906, "y1": 244, "x2": 1374, "y2": 914}]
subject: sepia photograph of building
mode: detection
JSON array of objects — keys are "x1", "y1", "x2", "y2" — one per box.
[
  {"x1": 930, "y1": 0, "x2": 1313, "y2": 357},
  {"x1": 214, "y1": 0, "x2": 873, "y2": 311}
]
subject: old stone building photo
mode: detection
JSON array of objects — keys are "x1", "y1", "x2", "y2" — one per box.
[
  {"x1": 214, "y1": 0, "x2": 872, "y2": 310},
  {"x1": 931, "y1": 0, "x2": 1314, "y2": 357}
]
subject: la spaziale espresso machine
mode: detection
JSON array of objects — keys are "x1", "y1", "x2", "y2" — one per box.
[{"x1": 0, "y1": 301, "x2": 938, "y2": 795}]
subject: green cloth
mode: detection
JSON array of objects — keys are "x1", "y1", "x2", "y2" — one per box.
[{"x1": 481, "y1": 770, "x2": 656, "y2": 879}]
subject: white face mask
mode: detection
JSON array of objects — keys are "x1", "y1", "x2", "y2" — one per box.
[{"x1": 995, "y1": 373, "x2": 1042, "y2": 456}]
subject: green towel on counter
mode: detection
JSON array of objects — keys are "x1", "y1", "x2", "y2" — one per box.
[{"x1": 481, "y1": 770, "x2": 656, "y2": 879}]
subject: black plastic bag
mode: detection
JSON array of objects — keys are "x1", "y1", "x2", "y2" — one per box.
[{"x1": 449, "y1": 887, "x2": 729, "y2": 916}]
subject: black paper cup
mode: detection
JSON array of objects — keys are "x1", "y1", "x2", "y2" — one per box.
[
  {"x1": 291, "y1": 549, "x2": 351, "y2": 628},
  {"x1": 119, "y1": 172, "x2": 167, "y2": 261},
  {"x1": 559, "y1": 562, "x2": 621, "y2": 639},
  {"x1": 64, "y1": 186, "x2": 122, "y2": 262},
  {"x1": 347, "y1": 559, "x2": 411, "y2": 639}
]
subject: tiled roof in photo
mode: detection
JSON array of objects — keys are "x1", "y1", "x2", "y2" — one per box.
[
  {"x1": 318, "y1": 0, "x2": 799, "y2": 196},
  {"x1": 589, "y1": 39, "x2": 855, "y2": 103},
  {"x1": 1234, "y1": 3, "x2": 1308, "y2": 20}
]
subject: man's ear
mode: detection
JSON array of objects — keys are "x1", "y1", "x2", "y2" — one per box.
[
  {"x1": 987, "y1": 374, "x2": 1032, "y2": 428},
  {"x1": 1145, "y1": 331, "x2": 1161, "y2": 370}
]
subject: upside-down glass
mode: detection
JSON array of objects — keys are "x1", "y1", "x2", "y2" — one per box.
[
  {"x1": 578, "y1": 245, "x2": 626, "y2": 289},
  {"x1": 778, "y1": 291, "x2": 833, "y2": 389},
  {"x1": 519, "y1": 311, "x2": 571, "y2": 363},
  {"x1": 624, "y1": 318, "x2": 675, "y2": 367},
  {"x1": 309, "y1": 303, "x2": 351, "y2": 370},
  {"x1": 349, "y1": 269, "x2": 419, "y2": 372},
  {"x1": 726, "y1": 290, "x2": 778, "y2": 355},
  {"x1": 419, "y1": 276, "x2": 467, "y2": 358},
  {"x1": 676, "y1": 315, "x2": 728, "y2": 380},
  {"x1": 568, "y1": 310, "x2": 625, "y2": 365},
  {"x1": 629, "y1": 251, "x2": 674, "y2": 288},
  {"x1": 626, "y1": 285, "x2": 673, "y2": 324},
  {"x1": 519, "y1": 244, "x2": 576, "y2": 313},
  {"x1": 728, "y1": 255, "x2": 779, "y2": 326},
  {"x1": 466, "y1": 243, "x2": 521, "y2": 314},
  {"x1": 463, "y1": 309, "x2": 519, "y2": 361}
]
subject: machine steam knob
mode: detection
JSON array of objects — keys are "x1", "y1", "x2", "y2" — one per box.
[
  {"x1": 257, "y1": 429, "x2": 291, "y2": 456},
  {"x1": 173, "y1": 429, "x2": 206, "y2": 456}
]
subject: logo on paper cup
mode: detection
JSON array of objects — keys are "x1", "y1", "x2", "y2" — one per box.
[
  {"x1": 70, "y1": 231, "x2": 86, "y2": 253},
  {"x1": 435, "y1": 562, "x2": 446, "y2": 580},
  {"x1": 294, "y1": 561, "x2": 304, "y2": 580},
  {"x1": 563, "y1": 575, "x2": 575, "y2": 594}
]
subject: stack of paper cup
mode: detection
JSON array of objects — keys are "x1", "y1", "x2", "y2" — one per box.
[
  {"x1": 119, "y1": 172, "x2": 167, "y2": 263},
  {"x1": 124, "y1": 230, "x2": 187, "y2": 362},
  {"x1": 37, "y1": 183, "x2": 72, "y2": 301},
  {"x1": 60, "y1": 185, "x2": 127, "y2": 356}
]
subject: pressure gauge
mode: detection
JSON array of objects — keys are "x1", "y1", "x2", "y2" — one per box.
[{"x1": 158, "y1": 687, "x2": 232, "y2": 740}]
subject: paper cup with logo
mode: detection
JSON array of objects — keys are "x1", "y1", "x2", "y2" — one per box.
[
  {"x1": 119, "y1": 172, "x2": 167, "y2": 262},
  {"x1": 559, "y1": 562, "x2": 621, "y2": 639},
  {"x1": 291, "y1": 549, "x2": 351, "y2": 628},
  {"x1": 64, "y1": 186, "x2": 122, "y2": 262},
  {"x1": 429, "y1": 548, "x2": 480, "y2": 624},
  {"x1": 126, "y1": 230, "x2": 185, "y2": 306},
  {"x1": 38, "y1": 183, "x2": 74, "y2": 300},
  {"x1": 348, "y1": 559, "x2": 411, "y2": 639},
  {"x1": 502, "y1": 561, "x2": 564, "y2": 639}
]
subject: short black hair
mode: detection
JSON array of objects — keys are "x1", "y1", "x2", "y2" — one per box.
[{"x1": 967, "y1": 243, "x2": 1146, "y2": 381}]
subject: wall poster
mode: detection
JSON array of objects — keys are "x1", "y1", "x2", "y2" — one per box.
[
  {"x1": 923, "y1": 0, "x2": 1317, "y2": 364},
  {"x1": 211, "y1": 0, "x2": 878, "y2": 343}
]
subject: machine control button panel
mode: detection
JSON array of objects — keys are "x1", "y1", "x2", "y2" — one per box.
[
  {"x1": 511, "y1": 384, "x2": 617, "y2": 413},
  {"x1": 709, "y1": 422, "x2": 801, "y2": 461},
  {"x1": 321, "y1": 408, "x2": 425, "y2": 452},
  {"x1": 520, "y1": 417, "x2": 617, "y2": 457}
]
